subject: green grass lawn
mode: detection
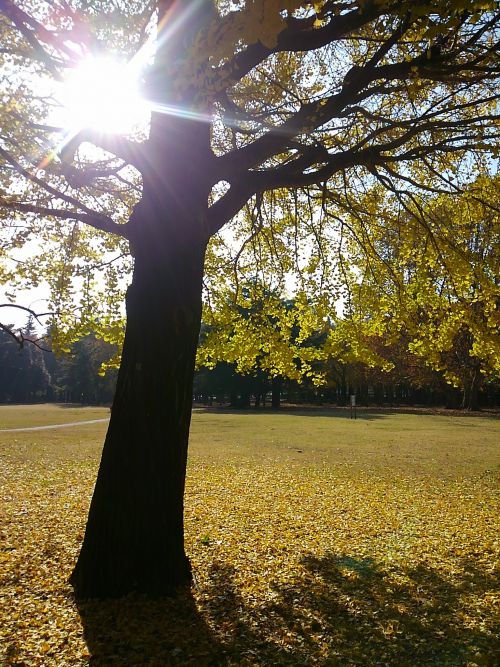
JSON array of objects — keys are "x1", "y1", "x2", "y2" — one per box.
[
  {"x1": 0, "y1": 405, "x2": 498, "y2": 666},
  {"x1": 0, "y1": 403, "x2": 109, "y2": 429}
]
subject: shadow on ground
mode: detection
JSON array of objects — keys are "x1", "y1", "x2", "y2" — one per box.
[
  {"x1": 77, "y1": 552, "x2": 497, "y2": 666},
  {"x1": 194, "y1": 406, "x2": 387, "y2": 421},
  {"x1": 194, "y1": 405, "x2": 500, "y2": 420},
  {"x1": 77, "y1": 592, "x2": 222, "y2": 666},
  {"x1": 56, "y1": 403, "x2": 110, "y2": 409}
]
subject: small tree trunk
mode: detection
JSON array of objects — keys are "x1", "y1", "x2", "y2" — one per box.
[
  {"x1": 461, "y1": 368, "x2": 481, "y2": 411},
  {"x1": 70, "y1": 222, "x2": 206, "y2": 598},
  {"x1": 271, "y1": 376, "x2": 282, "y2": 410}
]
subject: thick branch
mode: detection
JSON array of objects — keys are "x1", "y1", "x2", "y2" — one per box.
[
  {"x1": 214, "y1": 3, "x2": 384, "y2": 92},
  {"x1": 59, "y1": 129, "x2": 146, "y2": 171},
  {"x1": 215, "y1": 41, "x2": 499, "y2": 181},
  {"x1": 207, "y1": 178, "x2": 259, "y2": 235}
]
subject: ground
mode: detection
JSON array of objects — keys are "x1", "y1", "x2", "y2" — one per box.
[{"x1": 0, "y1": 404, "x2": 498, "y2": 666}]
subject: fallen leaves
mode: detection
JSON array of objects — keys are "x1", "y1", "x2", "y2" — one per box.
[{"x1": 0, "y1": 424, "x2": 498, "y2": 665}]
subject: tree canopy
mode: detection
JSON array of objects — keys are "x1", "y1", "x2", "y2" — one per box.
[{"x1": 1, "y1": 0, "x2": 498, "y2": 345}]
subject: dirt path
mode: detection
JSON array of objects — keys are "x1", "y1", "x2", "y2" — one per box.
[{"x1": 0, "y1": 418, "x2": 109, "y2": 432}]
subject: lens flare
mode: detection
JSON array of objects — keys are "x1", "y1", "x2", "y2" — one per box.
[{"x1": 59, "y1": 56, "x2": 149, "y2": 135}]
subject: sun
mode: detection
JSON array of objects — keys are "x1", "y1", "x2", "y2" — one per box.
[{"x1": 59, "y1": 56, "x2": 149, "y2": 135}]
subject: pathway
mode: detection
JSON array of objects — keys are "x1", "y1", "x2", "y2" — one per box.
[{"x1": 0, "y1": 418, "x2": 109, "y2": 432}]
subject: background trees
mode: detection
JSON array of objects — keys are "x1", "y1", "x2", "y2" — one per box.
[
  {"x1": 325, "y1": 174, "x2": 500, "y2": 410},
  {"x1": 0, "y1": 324, "x2": 52, "y2": 403},
  {"x1": 0, "y1": 325, "x2": 117, "y2": 404}
]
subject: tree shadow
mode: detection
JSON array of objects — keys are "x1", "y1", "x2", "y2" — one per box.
[
  {"x1": 76, "y1": 591, "x2": 223, "y2": 666},
  {"x1": 57, "y1": 403, "x2": 108, "y2": 409},
  {"x1": 199, "y1": 554, "x2": 498, "y2": 666},
  {"x1": 77, "y1": 553, "x2": 498, "y2": 665},
  {"x1": 194, "y1": 406, "x2": 387, "y2": 421},
  {"x1": 194, "y1": 405, "x2": 500, "y2": 420}
]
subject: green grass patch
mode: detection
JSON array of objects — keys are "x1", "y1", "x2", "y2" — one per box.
[
  {"x1": 0, "y1": 406, "x2": 498, "y2": 665},
  {"x1": 0, "y1": 403, "x2": 109, "y2": 429}
]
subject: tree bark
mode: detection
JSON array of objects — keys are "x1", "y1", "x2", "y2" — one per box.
[
  {"x1": 461, "y1": 367, "x2": 481, "y2": 411},
  {"x1": 70, "y1": 216, "x2": 207, "y2": 597},
  {"x1": 271, "y1": 376, "x2": 282, "y2": 410}
]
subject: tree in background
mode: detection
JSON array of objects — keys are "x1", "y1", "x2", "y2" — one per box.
[
  {"x1": 53, "y1": 334, "x2": 118, "y2": 404},
  {"x1": 199, "y1": 282, "x2": 327, "y2": 408},
  {"x1": 0, "y1": 1, "x2": 498, "y2": 596},
  {"x1": 0, "y1": 324, "x2": 117, "y2": 404},
  {"x1": 0, "y1": 317, "x2": 52, "y2": 402},
  {"x1": 327, "y1": 174, "x2": 499, "y2": 410}
]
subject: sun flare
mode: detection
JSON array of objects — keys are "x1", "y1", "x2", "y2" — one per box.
[{"x1": 60, "y1": 56, "x2": 149, "y2": 135}]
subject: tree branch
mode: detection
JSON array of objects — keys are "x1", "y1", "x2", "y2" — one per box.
[
  {"x1": 59, "y1": 129, "x2": 146, "y2": 172},
  {"x1": 0, "y1": 200, "x2": 126, "y2": 237},
  {"x1": 213, "y1": 2, "x2": 384, "y2": 93},
  {"x1": 215, "y1": 35, "x2": 499, "y2": 183},
  {"x1": 0, "y1": 321, "x2": 51, "y2": 351},
  {"x1": 207, "y1": 178, "x2": 259, "y2": 235},
  {"x1": 0, "y1": 0, "x2": 76, "y2": 75},
  {"x1": 0, "y1": 146, "x2": 127, "y2": 236},
  {"x1": 0, "y1": 304, "x2": 54, "y2": 351}
]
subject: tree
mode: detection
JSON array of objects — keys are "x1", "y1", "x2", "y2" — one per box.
[
  {"x1": 327, "y1": 174, "x2": 500, "y2": 410},
  {"x1": 0, "y1": 319, "x2": 52, "y2": 402},
  {"x1": 199, "y1": 283, "x2": 327, "y2": 390},
  {"x1": 54, "y1": 334, "x2": 118, "y2": 404},
  {"x1": 0, "y1": 313, "x2": 53, "y2": 402},
  {"x1": 0, "y1": 1, "x2": 498, "y2": 597}
]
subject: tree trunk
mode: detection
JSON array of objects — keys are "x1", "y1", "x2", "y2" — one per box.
[
  {"x1": 461, "y1": 367, "x2": 481, "y2": 411},
  {"x1": 271, "y1": 376, "x2": 282, "y2": 410},
  {"x1": 70, "y1": 207, "x2": 207, "y2": 598},
  {"x1": 69, "y1": 0, "x2": 217, "y2": 599}
]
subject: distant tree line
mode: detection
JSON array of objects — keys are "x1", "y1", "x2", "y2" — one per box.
[
  {"x1": 0, "y1": 323, "x2": 117, "y2": 405},
  {"x1": 194, "y1": 355, "x2": 500, "y2": 411},
  {"x1": 2, "y1": 320, "x2": 498, "y2": 411},
  {"x1": 197, "y1": 313, "x2": 500, "y2": 410}
]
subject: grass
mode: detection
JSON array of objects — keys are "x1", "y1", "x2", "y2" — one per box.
[
  {"x1": 0, "y1": 403, "x2": 109, "y2": 429},
  {"x1": 0, "y1": 405, "x2": 498, "y2": 666}
]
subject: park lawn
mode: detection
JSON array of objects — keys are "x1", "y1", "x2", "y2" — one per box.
[
  {"x1": 0, "y1": 407, "x2": 498, "y2": 666},
  {"x1": 0, "y1": 404, "x2": 109, "y2": 429}
]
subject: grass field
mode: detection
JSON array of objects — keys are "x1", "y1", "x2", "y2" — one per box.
[{"x1": 0, "y1": 404, "x2": 498, "y2": 666}]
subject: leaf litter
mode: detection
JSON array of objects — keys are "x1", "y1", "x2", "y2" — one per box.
[{"x1": 0, "y1": 434, "x2": 498, "y2": 666}]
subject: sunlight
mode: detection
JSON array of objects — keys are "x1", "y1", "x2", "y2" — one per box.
[{"x1": 59, "y1": 56, "x2": 149, "y2": 135}]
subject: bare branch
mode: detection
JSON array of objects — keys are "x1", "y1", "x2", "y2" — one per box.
[
  {"x1": 0, "y1": 302, "x2": 54, "y2": 323},
  {"x1": 1, "y1": 200, "x2": 126, "y2": 237},
  {"x1": 0, "y1": 322, "x2": 50, "y2": 352},
  {"x1": 0, "y1": 315, "x2": 52, "y2": 351},
  {"x1": 0, "y1": 146, "x2": 128, "y2": 236}
]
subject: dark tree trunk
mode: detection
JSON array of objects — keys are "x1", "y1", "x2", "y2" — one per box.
[
  {"x1": 70, "y1": 220, "x2": 207, "y2": 597},
  {"x1": 70, "y1": 88, "x2": 212, "y2": 597},
  {"x1": 271, "y1": 376, "x2": 282, "y2": 410},
  {"x1": 70, "y1": 0, "x2": 218, "y2": 599},
  {"x1": 461, "y1": 367, "x2": 481, "y2": 411}
]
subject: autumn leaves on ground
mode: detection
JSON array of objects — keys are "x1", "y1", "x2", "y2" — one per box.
[{"x1": 0, "y1": 405, "x2": 498, "y2": 666}]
